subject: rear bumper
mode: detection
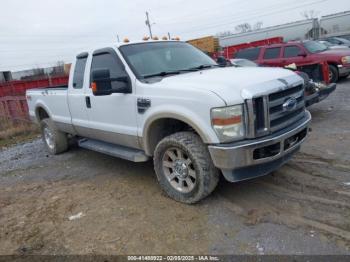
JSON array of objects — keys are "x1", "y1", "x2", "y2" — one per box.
[
  {"x1": 305, "y1": 83, "x2": 337, "y2": 107},
  {"x1": 208, "y1": 111, "x2": 311, "y2": 182}
]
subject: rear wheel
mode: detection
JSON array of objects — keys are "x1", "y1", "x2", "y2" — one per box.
[
  {"x1": 40, "y1": 118, "x2": 68, "y2": 155},
  {"x1": 329, "y1": 64, "x2": 339, "y2": 83},
  {"x1": 153, "y1": 132, "x2": 219, "y2": 204}
]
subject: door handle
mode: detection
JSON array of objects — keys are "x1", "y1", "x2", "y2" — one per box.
[{"x1": 85, "y1": 96, "x2": 91, "y2": 108}]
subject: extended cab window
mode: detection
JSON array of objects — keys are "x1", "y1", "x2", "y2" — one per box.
[
  {"x1": 90, "y1": 50, "x2": 127, "y2": 90},
  {"x1": 72, "y1": 55, "x2": 88, "y2": 89},
  {"x1": 283, "y1": 46, "x2": 302, "y2": 58},
  {"x1": 235, "y1": 48, "x2": 260, "y2": 60},
  {"x1": 263, "y1": 47, "x2": 281, "y2": 59}
]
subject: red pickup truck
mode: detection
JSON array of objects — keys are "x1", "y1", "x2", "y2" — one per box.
[{"x1": 234, "y1": 40, "x2": 350, "y2": 83}]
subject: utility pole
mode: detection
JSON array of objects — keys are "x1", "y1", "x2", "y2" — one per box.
[
  {"x1": 117, "y1": 35, "x2": 120, "y2": 42},
  {"x1": 145, "y1": 11, "x2": 153, "y2": 38}
]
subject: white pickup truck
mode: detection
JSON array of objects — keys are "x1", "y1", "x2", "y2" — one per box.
[{"x1": 26, "y1": 40, "x2": 311, "y2": 204}]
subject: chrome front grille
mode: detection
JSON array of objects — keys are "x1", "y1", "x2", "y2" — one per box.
[{"x1": 246, "y1": 84, "x2": 306, "y2": 138}]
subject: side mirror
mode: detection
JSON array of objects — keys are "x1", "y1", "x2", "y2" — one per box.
[
  {"x1": 91, "y1": 68, "x2": 131, "y2": 96},
  {"x1": 217, "y1": 56, "x2": 228, "y2": 67}
]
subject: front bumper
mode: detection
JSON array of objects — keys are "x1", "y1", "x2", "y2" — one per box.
[
  {"x1": 338, "y1": 64, "x2": 350, "y2": 76},
  {"x1": 305, "y1": 83, "x2": 336, "y2": 107},
  {"x1": 208, "y1": 111, "x2": 311, "y2": 182}
]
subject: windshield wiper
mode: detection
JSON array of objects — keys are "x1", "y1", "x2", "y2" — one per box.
[
  {"x1": 186, "y1": 64, "x2": 219, "y2": 70},
  {"x1": 143, "y1": 71, "x2": 181, "y2": 78},
  {"x1": 142, "y1": 65, "x2": 218, "y2": 79},
  {"x1": 143, "y1": 68, "x2": 201, "y2": 78}
]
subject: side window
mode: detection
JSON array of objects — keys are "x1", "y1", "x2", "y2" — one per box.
[
  {"x1": 235, "y1": 48, "x2": 260, "y2": 60},
  {"x1": 72, "y1": 56, "x2": 88, "y2": 89},
  {"x1": 263, "y1": 47, "x2": 281, "y2": 59},
  {"x1": 90, "y1": 51, "x2": 126, "y2": 90},
  {"x1": 284, "y1": 46, "x2": 302, "y2": 58}
]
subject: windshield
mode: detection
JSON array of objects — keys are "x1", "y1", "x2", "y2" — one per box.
[
  {"x1": 119, "y1": 42, "x2": 217, "y2": 79},
  {"x1": 335, "y1": 37, "x2": 350, "y2": 45},
  {"x1": 303, "y1": 41, "x2": 328, "y2": 53},
  {"x1": 319, "y1": 41, "x2": 332, "y2": 47}
]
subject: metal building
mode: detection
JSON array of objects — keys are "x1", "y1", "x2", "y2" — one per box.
[
  {"x1": 219, "y1": 10, "x2": 350, "y2": 47},
  {"x1": 219, "y1": 19, "x2": 316, "y2": 47},
  {"x1": 0, "y1": 71, "x2": 12, "y2": 83},
  {"x1": 320, "y1": 11, "x2": 350, "y2": 37}
]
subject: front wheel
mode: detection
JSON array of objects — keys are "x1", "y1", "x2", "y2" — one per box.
[
  {"x1": 329, "y1": 64, "x2": 339, "y2": 83},
  {"x1": 40, "y1": 118, "x2": 68, "y2": 155},
  {"x1": 153, "y1": 132, "x2": 219, "y2": 204}
]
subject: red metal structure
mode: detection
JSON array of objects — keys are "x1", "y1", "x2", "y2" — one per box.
[
  {"x1": 0, "y1": 96, "x2": 28, "y2": 121},
  {"x1": 0, "y1": 75, "x2": 68, "y2": 97},
  {"x1": 0, "y1": 75, "x2": 69, "y2": 121},
  {"x1": 219, "y1": 37, "x2": 284, "y2": 59}
]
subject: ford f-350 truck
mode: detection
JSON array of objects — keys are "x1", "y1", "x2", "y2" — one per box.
[{"x1": 26, "y1": 40, "x2": 311, "y2": 204}]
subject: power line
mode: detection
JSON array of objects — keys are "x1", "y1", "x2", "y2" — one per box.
[{"x1": 176, "y1": 0, "x2": 329, "y2": 35}]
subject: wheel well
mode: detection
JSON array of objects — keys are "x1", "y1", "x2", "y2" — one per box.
[
  {"x1": 36, "y1": 107, "x2": 50, "y2": 121},
  {"x1": 328, "y1": 63, "x2": 338, "y2": 69},
  {"x1": 328, "y1": 63, "x2": 339, "y2": 74},
  {"x1": 145, "y1": 118, "x2": 198, "y2": 156}
]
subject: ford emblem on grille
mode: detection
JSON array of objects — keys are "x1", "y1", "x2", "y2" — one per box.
[{"x1": 283, "y1": 97, "x2": 297, "y2": 112}]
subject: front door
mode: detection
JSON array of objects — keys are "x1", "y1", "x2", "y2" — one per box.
[
  {"x1": 84, "y1": 48, "x2": 139, "y2": 149},
  {"x1": 281, "y1": 45, "x2": 311, "y2": 67}
]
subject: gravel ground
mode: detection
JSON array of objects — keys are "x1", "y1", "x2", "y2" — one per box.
[{"x1": 0, "y1": 79, "x2": 350, "y2": 255}]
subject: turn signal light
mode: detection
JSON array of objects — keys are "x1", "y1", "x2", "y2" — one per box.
[
  {"x1": 212, "y1": 115, "x2": 242, "y2": 126},
  {"x1": 91, "y1": 82, "x2": 97, "y2": 93}
]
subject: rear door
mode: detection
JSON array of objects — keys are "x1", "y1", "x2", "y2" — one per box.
[
  {"x1": 260, "y1": 46, "x2": 282, "y2": 67},
  {"x1": 234, "y1": 47, "x2": 261, "y2": 63},
  {"x1": 67, "y1": 52, "x2": 91, "y2": 137}
]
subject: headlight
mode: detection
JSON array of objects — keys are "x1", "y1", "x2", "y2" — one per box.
[
  {"x1": 341, "y1": 56, "x2": 350, "y2": 64},
  {"x1": 211, "y1": 105, "x2": 245, "y2": 142}
]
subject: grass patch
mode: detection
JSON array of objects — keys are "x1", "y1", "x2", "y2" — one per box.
[{"x1": 0, "y1": 118, "x2": 40, "y2": 149}]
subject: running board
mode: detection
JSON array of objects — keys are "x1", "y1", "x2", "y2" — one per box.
[{"x1": 78, "y1": 139, "x2": 149, "y2": 162}]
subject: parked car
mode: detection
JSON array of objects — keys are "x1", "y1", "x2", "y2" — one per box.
[
  {"x1": 320, "y1": 37, "x2": 350, "y2": 48},
  {"x1": 318, "y1": 40, "x2": 349, "y2": 50},
  {"x1": 229, "y1": 58, "x2": 258, "y2": 67},
  {"x1": 234, "y1": 40, "x2": 350, "y2": 83},
  {"x1": 229, "y1": 58, "x2": 336, "y2": 108},
  {"x1": 26, "y1": 40, "x2": 311, "y2": 204},
  {"x1": 284, "y1": 64, "x2": 336, "y2": 107}
]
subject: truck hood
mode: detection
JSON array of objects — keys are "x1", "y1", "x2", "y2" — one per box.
[
  {"x1": 154, "y1": 67, "x2": 303, "y2": 105},
  {"x1": 319, "y1": 48, "x2": 350, "y2": 56}
]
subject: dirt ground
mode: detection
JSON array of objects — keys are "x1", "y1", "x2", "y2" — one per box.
[{"x1": 1, "y1": 79, "x2": 350, "y2": 255}]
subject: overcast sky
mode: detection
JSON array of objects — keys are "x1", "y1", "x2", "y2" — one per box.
[{"x1": 1, "y1": 0, "x2": 349, "y2": 71}]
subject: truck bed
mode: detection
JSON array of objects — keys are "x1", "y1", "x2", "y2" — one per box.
[{"x1": 26, "y1": 86, "x2": 71, "y2": 127}]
